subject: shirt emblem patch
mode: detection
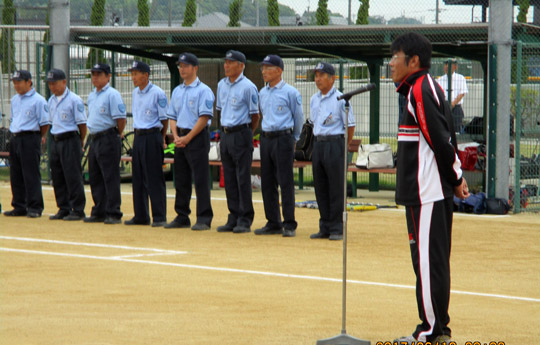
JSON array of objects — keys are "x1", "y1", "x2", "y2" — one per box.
[
  {"x1": 158, "y1": 97, "x2": 167, "y2": 108},
  {"x1": 205, "y1": 100, "x2": 213, "y2": 109},
  {"x1": 296, "y1": 95, "x2": 302, "y2": 105},
  {"x1": 44, "y1": 105, "x2": 49, "y2": 113},
  {"x1": 61, "y1": 113, "x2": 69, "y2": 120},
  {"x1": 251, "y1": 94, "x2": 257, "y2": 104},
  {"x1": 118, "y1": 104, "x2": 126, "y2": 113},
  {"x1": 77, "y1": 103, "x2": 84, "y2": 112}
]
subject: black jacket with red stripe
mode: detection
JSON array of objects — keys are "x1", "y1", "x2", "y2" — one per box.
[{"x1": 395, "y1": 69, "x2": 463, "y2": 206}]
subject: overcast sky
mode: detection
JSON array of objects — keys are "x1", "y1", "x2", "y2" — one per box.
[{"x1": 276, "y1": 0, "x2": 527, "y2": 24}]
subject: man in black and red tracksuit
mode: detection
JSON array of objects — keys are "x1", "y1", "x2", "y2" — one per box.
[{"x1": 390, "y1": 33, "x2": 470, "y2": 344}]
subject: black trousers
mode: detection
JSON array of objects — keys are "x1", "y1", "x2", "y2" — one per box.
[
  {"x1": 49, "y1": 135, "x2": 85, "y2": 215},
  {"x1": 131, "y1": 130, "x2": 167, "y2": 223},
  {"x1": 260, "y1": 133, "x2": 297, "y2": 230},
  {"x1": 172, "y1": 128, "x2": 213, "y2": 226},
  {"x1": 219, "y1": 127, "x2": 254, "y2": 227},
  {"x1": 87, "y1": 130, "x2": 123, "y2": 219},
  {"x1": 312, "y1": 137, "x2": 345, "y2": 235},
  {"x1": 8, "y1": 132, "x2": 44, "y2": 214},
  {"x1": 452, "y1": 104, "x2": 464, "y2": 133},
  {"x1": 405, "y1": 197, "x2": 453, "y2": 342}
]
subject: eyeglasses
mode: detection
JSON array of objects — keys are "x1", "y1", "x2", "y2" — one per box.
[{"x1": 390, "y1": 54, "x2": 409, "y2": 62}]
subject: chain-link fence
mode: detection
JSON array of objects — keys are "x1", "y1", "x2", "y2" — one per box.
[{"x1": 1, "y1": 0, "x2": 540, "y2": 212}]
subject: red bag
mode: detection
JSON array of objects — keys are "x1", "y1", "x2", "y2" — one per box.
[{"x1": 458, "y1": 146, "x2": 478, "y2": 171}]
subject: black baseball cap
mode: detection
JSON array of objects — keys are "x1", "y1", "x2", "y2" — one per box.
[
  {"x1": 177, "y1": 52, "x2": 199, "y2": 66},
  {"x1": 444, "y1": 58, "x2": 458, "y2": 65},
  {"x1": 90, "y1": 63, "x2": 111, "y2": 74},
  {"x1": 261, "y1": 55, "x2": 284, "y2": 70},
  {"x1": 224, "y1": 50, "x2": 246, "y2": 64},
  {"x1": 46, "y1": 68, "x2": 66, "y2": 82},
  {"x1": 11, "y1": 70, "x2": 32, "y2": 81},
  {"x1": 314, "y1": 62, "x2": 335, "y2": 76},
  {"x1": 128, "y1": 61, "x2": 151, "y2": 73}
]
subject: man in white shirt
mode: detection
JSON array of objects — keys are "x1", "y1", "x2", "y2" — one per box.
[{"x1": 437, "y1": 59, "x2": 468, "y2": 133}]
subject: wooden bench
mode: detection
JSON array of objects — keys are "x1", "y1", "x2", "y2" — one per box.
[{"x1": 120, "y1": 139, "x2": 396, "y2": 195}]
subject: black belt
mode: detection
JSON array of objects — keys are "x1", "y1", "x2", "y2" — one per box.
[
  {"x1": 135, "y1": 127, "x2": 160, "y2": 135},
  {"x1": 52, "y1": 131, "x2": 78, "y2": 142},
  {"x1": 222, "y1": 124, "x2": 250, "y2": 134},
  {"x1": 315, "y1": 134, "x2": 344, "y2": 142},
  {"x1": 178, "y1": 128, "x2": 191, "y2": 136},
  {"x1": 89, "y1": 127, "x2": 117, "y2": 140},
  {"x1": 262, "y1": 128, "x2": 293, "y2": 138},
  {"x1": 12, "y1": 131, "x2": 40, "y2": 137}
]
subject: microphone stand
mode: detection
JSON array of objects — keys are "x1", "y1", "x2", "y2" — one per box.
[{"x1": 316, "y1": 95, "x2": 370, "y2": 345}]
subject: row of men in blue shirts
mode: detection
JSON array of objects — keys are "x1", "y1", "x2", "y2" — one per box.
[{"x1": 4, "y1": 51, "x2": 354, "y2": 240}]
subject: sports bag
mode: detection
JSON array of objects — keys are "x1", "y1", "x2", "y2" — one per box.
[
  {"x1": 294, "y1": 119, "x2": 314, "y2": 161},
  {"x1": 355, "y1": 143, "x2": 394, "y2": 169}
]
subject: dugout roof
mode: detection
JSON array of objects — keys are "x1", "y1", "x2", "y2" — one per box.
[{"x1": 70, "y1": 23, "x2": 540, "y2": 65}]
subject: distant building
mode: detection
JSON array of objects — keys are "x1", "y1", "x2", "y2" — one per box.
[
  {"x1": 279, "y1": 14, "x2": 349, "y2": 26},
  {"x1": 193, "y1": 12, "x2": 252, "y2": 28}
]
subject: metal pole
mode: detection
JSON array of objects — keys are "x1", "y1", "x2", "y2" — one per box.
[
  {"x1": 488, "y1": 0, "x2": 512, "y2": 199},
  {"x1": 49, "y1": 0, "x2": 70, "y2": 81},
  {"x1": 514, "y1": 41, "x2": 522, "y2": 213},
  {"x1": 348, "y1": 0, "x2": 352, "y2": 25},
  {"x1": 168, "y1": 0, "x2": 172, "y2": 27},
  {"x1": 435, "y1": 0, "x2": 439, "y2": 24}
]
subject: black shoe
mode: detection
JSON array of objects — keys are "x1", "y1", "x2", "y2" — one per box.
[
  {"x1": 64, "y1": 213, "x2": 84, "y2": 221},
  {"x1": 310, "y1": 232, "x2": 330, "y2": 239},
  {"x1": 104, "y1": 217, "x2": 121, "y2": 224},
  {"x1": 50, "y1": 210, "x2": 69, "y2": 220},
  {"x1": 27, "y1": 212, "x2": 41, "y2": 218},
  {"x1": 4, "y1": 209, "x2": 27, "y2": 217},
  {"x1": 329, "y1": 233, "x2": 343, "y2": 241},
  {"x1": 164, "y1": 220, "x2": 191, "y2": 229},
  {"x1": 84, "y1": 216, "x2": 106, "y2": 223},
  {"x1": 233, "y1": 225, "x2": 251, "y2": 233},
  {"x1": 191, "y1": 223, "x2": 211, "y2": 231},
  {"x1": 124, "y1": 218, "x2": 150, "y2": 226},
  {"x1": 217, "y1": 224, "x2": 235, "y2": 232},
  {"x1": 254, "y1": 226, "x2": 283, "y2": 235},
  {"x1": 282, "y1": 229, "x2": 296, "y2": 237},
  {"x1": 151, "y1": 221, "x2": 167, "y2": 227}
]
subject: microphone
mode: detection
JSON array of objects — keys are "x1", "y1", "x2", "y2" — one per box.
[{"x1": 337, "y1": 83, "x2": 376, "y2": 101}]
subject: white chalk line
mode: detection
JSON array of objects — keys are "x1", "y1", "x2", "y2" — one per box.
[
  {"x1": 0, "y1": 239, "x2": 538, "y2": 304},
  {"x1": 0, "y1": 235, "x2": 187, "y2": 256}
]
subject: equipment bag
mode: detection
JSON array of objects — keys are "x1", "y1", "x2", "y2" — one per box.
[
  {"x1": 486, "y1": 198, "x2": 510, "y2": 215},
  {"x1": 355, "y1": 143, "x2": 394, "y2": 169},
  {"x1": 294, "y1": 119, "x2": 314, "y2": 161}
]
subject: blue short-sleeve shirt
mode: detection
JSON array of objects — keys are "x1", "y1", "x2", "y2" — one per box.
[
  {"x1": 310, "y1": 87, "x2": 355, "y2": 136},
  {"x1": 48, "y1": 88, "x2": 87, "y2": 135},
  {"x1": 9, "y1": 88, "x2": 50, "y2": 133},
  {"x1": 87, "y1": 83, "x2": 127, "y2": 134},
  {"x1": 216, "y1": 73, "x2": 259, "y2": 127},
  {"x1": 259, "y1": 80, "x2": 304, "y2": 141},
  {"x1": 166, "y1": 77, "x2": 214, "y2": 129},
  {"x1": 132, "y1": 82, "x2": 168, "y2": 130}
]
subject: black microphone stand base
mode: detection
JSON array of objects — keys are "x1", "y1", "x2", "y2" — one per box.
[{"x1": 316, "y1": 332, "x2": 371, "y2": 345}]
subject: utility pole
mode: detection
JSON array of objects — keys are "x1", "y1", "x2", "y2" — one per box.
[
  {"x1": 435, "y1": 0, "x2": 439, "y2": 24},
  {"x1": 348, "y1": 0, "x2": 352, "y2": 25}
]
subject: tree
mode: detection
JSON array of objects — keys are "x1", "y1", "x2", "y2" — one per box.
[
  {"x1": 137, "y1": 0, "x2": 150, "y2": 27},
  {"x1": 356, "y1": 0, "x2": 369, "y2": 25},
  {"x1": 228, "y1": 0, "x2": 243, "y2": 27},
  {"x1": 267, "y1": 0, "x2": 280, "y2": 26},
  {"x1": 42, "y1": 11, "x2": 49, "y2": 72},
  {"x1": 1, "y1": 0, "x2": 16, "y2": 73},
  {"x1": 516, "y1": 0, "x2": 530, "y2": 23},
  {"x1": 183, "y1": 0, "x2": 197, "y2": 27},
  {"x1": 315, "y1": 0, "x2": 329, "y2": 25},
  {"x1": 86, "y1": 0, "x2": 106, "y2": 69}
]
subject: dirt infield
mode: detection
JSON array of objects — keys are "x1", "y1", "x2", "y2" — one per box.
[{"x1": 1, "y1": 181, "x2": 539, "y2": 345}]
